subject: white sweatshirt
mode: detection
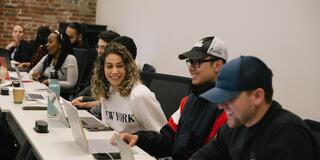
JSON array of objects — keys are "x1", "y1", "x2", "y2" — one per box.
[{"x1": 100, "y1": 82, "x2": 167, "y2": 134}]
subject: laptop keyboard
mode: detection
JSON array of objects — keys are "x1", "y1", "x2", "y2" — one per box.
[{"x1": 26, "y1": 93, "x2": 45, "y2": 100}]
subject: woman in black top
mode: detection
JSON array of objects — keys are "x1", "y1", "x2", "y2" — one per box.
[{"x1": 6, "y1": 25, "x2": 33, "y2": 66}]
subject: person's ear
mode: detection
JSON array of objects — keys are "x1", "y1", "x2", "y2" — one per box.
[
  {"x1": 78, "y1": 33, "x2": 83, "y2": 41},
  {"x1": 252, "y1": 88, "x2": 265, "y2": 106},
  {"x1": 214, "y1": 59, "x2": 224, "y2": 72}
]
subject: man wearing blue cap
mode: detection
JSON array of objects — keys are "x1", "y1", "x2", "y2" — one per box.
[
  {"x1": 117, "y1": 36, "x2": 228, "y2": 160},
  {"x1": 190, "y1": 56, "x2": 318, "y2": 160}
]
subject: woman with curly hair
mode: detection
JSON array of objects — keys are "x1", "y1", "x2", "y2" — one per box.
[{"x1": 91, "y1": 42, "x2": 166, "y2": 133}]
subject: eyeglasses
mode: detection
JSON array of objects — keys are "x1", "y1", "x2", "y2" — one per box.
[
  {"x1": 186, "y1": 58, "x2": 216, "y2": 68},
  {"x1": 95, "y1": 44, "x2": 106, "y2": 50}
]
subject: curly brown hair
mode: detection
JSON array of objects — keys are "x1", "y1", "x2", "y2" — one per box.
[{"x1": 91, "y1": 42, "x2": 139, "y2": 99}]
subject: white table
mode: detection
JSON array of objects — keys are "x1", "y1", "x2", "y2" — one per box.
[{"x1": 0, "y1": 81, "x2": 155, "y2": 160}]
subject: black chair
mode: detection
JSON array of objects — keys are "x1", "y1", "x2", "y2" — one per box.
[
  {"x1": 68, "y1": 48, "x2": 90, "y2": 99},
  {"x1": 142, "y1": 63, "x2": 156, "y2": 73},
  {"x1": 140, "y1": 71, "x2": 192, "y2": 118}
]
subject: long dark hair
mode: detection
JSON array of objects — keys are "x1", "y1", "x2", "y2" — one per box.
[
  {"x1": 42, "y1": 30, "x2": 73, "y2": 77},
  {"x1": 33, "y1": 26, "x2": 50, "y2": 54}
]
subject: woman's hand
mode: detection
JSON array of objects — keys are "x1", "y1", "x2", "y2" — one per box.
[
  {"x1": 17, "y1": 62, "x2": 30, "y2": 68},
  {"x1": 6, "y1": 41, "x2": 17, "y2": 50},
  {"x1": 71, "y1": 96, "x2": 83, "y2": 106},
  {"x1": 31, "y1": 72, "x2": 41, "y2": 81},
  {"x1": 41, "y1": 79, "x2": 49, "y2": 86}
]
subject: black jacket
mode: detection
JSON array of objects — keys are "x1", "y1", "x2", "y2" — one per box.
[
  {"x1": 191, "y1": 101, "x2": 318, "y2": 160},
  {"x1": 9, "y1": 40, "x2": 33, "y2": 63},
  {"x1": 135, "y1": 82, "x2": 226, "y2": 160}
]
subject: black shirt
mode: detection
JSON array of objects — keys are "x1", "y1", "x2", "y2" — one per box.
[
  {"x1": 190, "y1": 101, "x2": 318, "y2": 160},
  {"x1": 9, "y1": 40, "x2": 33, "y2": 63}
]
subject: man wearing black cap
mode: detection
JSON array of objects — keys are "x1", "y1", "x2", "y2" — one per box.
[
  {"x1": 190, "y1": 56, "x2": 319, "y2": 160},
  {"x1": 118, "y1": 36, "x2": 228, "y2": 160}
]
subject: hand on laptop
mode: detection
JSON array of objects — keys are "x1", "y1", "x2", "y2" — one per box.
[
  {"x1": 110, "y1": 132, "x2": 138, "y2": 147},
  {"x1": 31, "y1": 72, "x2": 41, "y2": 81},
  {"x1": 72, "y1": 96, "x2": 83, "y2": 106},
  {"x1": 72, "y1": 96, "x2": 99, "y2": 108},
  {"x1": 17, "y1": 62, "x2": 30, "y2": 68},
  {"x1": 41, "y1": 79, "x2": 49, "y2": 86}
]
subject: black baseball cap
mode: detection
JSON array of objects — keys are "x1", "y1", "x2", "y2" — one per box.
[{"x1": 179, "y1": 36, "x2": 228, "y2": 60}]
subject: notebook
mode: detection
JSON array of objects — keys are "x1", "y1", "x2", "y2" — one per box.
[{"x1": 63, "y1": 101, "x2": 135, "y2": 160}]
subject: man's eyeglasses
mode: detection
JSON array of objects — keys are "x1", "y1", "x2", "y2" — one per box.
[
  {"x1": 95, "y1": 44, "x2": 106, "y2": 50},
  {"x1": 186, "y1": 58, "x2": 216, "y2": 68}
]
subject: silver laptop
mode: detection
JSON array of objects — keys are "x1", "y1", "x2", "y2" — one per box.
[
  {"x1": 47, "y1": 91, "x2": 69, "y2": 125},
  {"x1": 51, "y1": 92, "x2": 108, "y2": 131},
  {"x1": 13, "y1": 65, "x2": 45, "y2": 101},
  {"x1": 12, "y1": 65, "x2": 47, "y2": 110},
  {"x1": 63, "y1": 101, "x2": 135, "y2": 160}
]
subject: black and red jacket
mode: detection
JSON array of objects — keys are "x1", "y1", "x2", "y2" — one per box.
[{"x1": 135, "y1": 82, "x2": 227, "y2": 160}]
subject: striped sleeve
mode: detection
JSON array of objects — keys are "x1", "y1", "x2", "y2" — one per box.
[{"x1": 167, "y1": 96, "x2": 188, "y2": 133}]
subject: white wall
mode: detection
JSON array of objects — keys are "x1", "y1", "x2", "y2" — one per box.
[{"x1": 96, "y1": 0, "x2": 320, "y2": 120}]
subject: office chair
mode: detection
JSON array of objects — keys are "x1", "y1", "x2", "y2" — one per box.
[
  {"x1": 142, "y1": 63, "x2": 156, "y2": 73},
  {"x1": 63, "y1": 48, "x2": 89, "y2": 100},
  {"x1": 140, "y1": 71, "x2": 192, "y2": 118}
]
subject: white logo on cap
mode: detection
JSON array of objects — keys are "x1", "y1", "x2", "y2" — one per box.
[
  {"x1": 207, "y1": 37, "x2": 228, "y2": 61},
  {"x1": 209, "y1": 48, "x2": 222, "y2": 56},
  {"x1": 193, "y1": 40, "x2": 204, "y2": 47}
]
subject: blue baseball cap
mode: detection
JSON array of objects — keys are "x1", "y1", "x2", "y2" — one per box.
[{"x1": 200, "y1": 56, "x2": 273, "y2": 103}]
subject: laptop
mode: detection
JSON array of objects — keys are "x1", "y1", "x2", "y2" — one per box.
[
  {"x1": 10, "y1": 65, "x2": 48, "y2": 110},
  {"x1": 0, "y1": 53, "x2": 13, "y2": 87},
  {"x1": 49, "y1": 91, "x2": 108, "y2": 131},
  {"x1": 13, "y1": 65, "x2": 45, "y2": 101},
  {"x1": 63, "y1": 101, "x2": 135, "y2": 160},
  {"x1": 0, "y1": 48, "x2": 13, "y2": 71}
]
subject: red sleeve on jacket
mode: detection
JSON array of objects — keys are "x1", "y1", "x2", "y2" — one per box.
[
  {"x1": 167, "y1": 96, "x2": 189, "y2": 133},
  {"x1": 204, "y1": 111, "x2": 227, "y2": 144}
]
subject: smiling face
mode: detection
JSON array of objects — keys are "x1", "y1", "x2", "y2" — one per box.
[
  {"x1": 104, "y1": 53, "x2": 126, "y2": 89},
  {"x1": 187, "y1": 56, "x2": 223, "y2": 85},
  {"x1": 218, "y1": 90, "x2": 262, "y2": 128},
  {"x1": 12, "y1": 25, "x2": 24, "y2": 42},
  {"x1": 46, "y1": 33, "x2": 60, "y2": 56}
]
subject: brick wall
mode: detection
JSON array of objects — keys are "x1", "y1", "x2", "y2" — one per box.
[{"x1": 0, "y1": 0, "x2": 97, "y2": 48}]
